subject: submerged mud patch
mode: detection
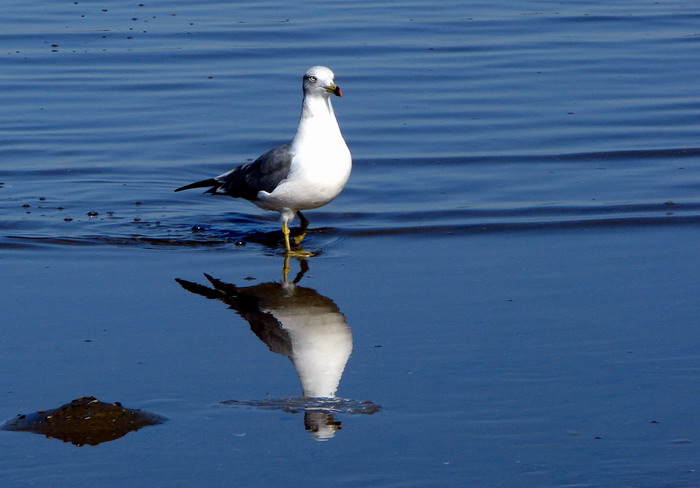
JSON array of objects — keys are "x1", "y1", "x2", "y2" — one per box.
[{"x1": 2, "y1": 397, "x2": 166, "y2": 446}]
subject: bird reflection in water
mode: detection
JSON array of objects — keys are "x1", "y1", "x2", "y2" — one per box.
[{"x1": 175, "y1": 256, "x2": 380, "y2": 441}]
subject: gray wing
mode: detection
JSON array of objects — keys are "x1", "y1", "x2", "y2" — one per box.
[{"x1": 216, "y1": 144, "x2": 293, "y2": 201}]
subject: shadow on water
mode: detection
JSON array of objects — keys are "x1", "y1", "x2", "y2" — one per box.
[{"x1": 175, "y1": 256, "x2": 381, "y2": 442}]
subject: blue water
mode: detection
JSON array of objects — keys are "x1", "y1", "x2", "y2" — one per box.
[{"x1": 2, "y1": 0, "x2": 700, "y2": 486}]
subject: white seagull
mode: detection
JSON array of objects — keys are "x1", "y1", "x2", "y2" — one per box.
[{"x1": 175, "y1": 66, "x2": 352, "y2": 253}]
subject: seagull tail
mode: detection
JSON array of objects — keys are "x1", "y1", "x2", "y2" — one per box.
[{"x1": 174, "y1": 178, "x2": 219, "y2": 192}]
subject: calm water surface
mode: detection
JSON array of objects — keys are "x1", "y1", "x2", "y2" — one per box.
[{"x1": 2, "y1": 0, "x2": 700, "y2": 486}]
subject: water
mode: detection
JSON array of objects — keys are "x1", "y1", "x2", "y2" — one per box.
[{"x1": 2, "y1": 0, "x2": 700, "y2": 486}]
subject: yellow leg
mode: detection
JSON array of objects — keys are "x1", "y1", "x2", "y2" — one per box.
[
  {"x1": 282, "y1": 217, "x2": 315, "y2": 257},
  {"x1": 293, "y1": 231, "x2": 307, "y2": 246},
  {"x1": 293, "y1": 211, "x2": 309, "y2": 246},
  {"x1": 282, "y1": 220, "x2": 292, "y2": 252}
]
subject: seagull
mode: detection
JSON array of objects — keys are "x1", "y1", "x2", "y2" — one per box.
[{"x1": 175, "y1": 66, "x2": 352, "y2": 253}]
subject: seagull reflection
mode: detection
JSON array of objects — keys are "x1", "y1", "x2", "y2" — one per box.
[{"x1": 175, "y1": 257, "x2": 379, "y2": 441}]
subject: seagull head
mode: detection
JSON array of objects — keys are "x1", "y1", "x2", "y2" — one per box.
[{"x1": 303, "y1": 66, "x2": 342, "y2": 98}]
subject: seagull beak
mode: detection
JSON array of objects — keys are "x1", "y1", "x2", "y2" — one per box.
[{"x1": 323, "y1": 83, "x2": 342, "y2": 97}]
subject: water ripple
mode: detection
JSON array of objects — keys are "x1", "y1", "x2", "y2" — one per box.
[{"x1": 3, "y1": 200, "x2": 698, "y2": 250}]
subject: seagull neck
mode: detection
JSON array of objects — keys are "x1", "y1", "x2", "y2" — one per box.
[
  {"x1": 301, "y1": 93, "x2": 336, "y2": 120},
  {"x1": 292, "y1": 94, "x2": 341, "y2": 147}
]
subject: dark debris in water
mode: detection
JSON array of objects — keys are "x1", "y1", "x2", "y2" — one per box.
[{"x1": 1, "y1": 396, "x2": 166, "y2": 446}]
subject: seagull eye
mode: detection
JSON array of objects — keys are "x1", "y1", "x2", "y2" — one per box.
[{"x1": 308, "y1": 76, "x2": 317, "y2": 83}]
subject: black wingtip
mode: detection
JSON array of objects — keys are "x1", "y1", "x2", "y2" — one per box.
[{"x1": 174, "y1": 178, "x2": 219, "y2": 192}]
